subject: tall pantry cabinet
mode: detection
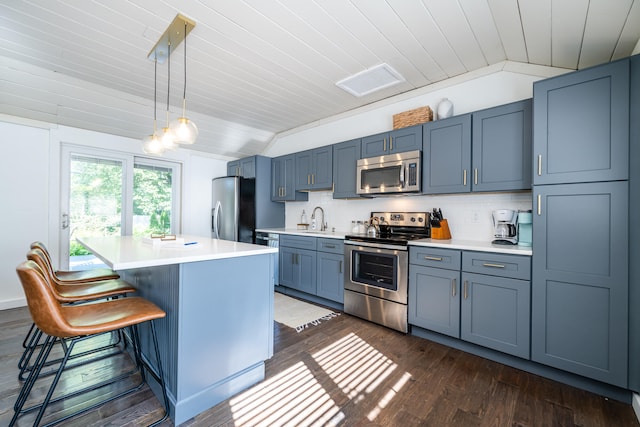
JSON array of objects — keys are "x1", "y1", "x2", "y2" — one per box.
[{"x1": 531, "y1": 57, "x2": 634, "y2": 388}]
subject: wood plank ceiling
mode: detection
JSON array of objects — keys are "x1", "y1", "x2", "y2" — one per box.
[{"x1": 1, "y1": 0, "x2": 639, "y2": 158}]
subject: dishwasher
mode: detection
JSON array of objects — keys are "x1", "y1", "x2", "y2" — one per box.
[{"x1": 255, "y1": 232, "x2": 279, "y2": 287}]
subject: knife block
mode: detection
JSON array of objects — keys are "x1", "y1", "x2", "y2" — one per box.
[{"x1": 431, "y1": 219, "x2": 451, "y2": 240}]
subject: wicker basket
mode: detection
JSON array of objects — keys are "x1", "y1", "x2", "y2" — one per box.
[{"x1": 393, "y1": 106, "x2": 433, "y2": 129}]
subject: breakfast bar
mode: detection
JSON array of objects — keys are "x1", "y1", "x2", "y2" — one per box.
[{"x1": 77, "y1": 235, "x2": 277, "y2": 425}]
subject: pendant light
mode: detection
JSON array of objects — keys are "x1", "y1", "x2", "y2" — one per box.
[
  {"x1": 170, "y1": 20, "x2": 198, "y2": 145},
  {"x1": 160, "y1": 41, "x2": 177, "y2": 150},
  {"x1": 142, "y1": 58, "x2": 165, "y2": 155}
]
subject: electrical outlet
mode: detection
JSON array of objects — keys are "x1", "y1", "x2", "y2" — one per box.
[{"x1": 471, "y1": 211, "x2": 480, "y2": 224}]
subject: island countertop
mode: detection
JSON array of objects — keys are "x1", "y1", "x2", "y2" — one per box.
[{"x1": 78, "y1": 235, "x2": 277, "y2": 270}]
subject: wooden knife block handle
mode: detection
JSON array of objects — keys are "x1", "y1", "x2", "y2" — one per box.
[{"x1": 431, "y1": 219, "x2": 452, "y2": 240}]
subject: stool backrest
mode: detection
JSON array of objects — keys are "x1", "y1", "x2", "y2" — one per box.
[
  {"x1": 26, "y1": 248, "x2": 63, "y2": 288},
  {"x1": 30, "y1": 241, "x2": 57, "y2": 274},
  {"x1": 16, "y1": 260, "x2": 72, "y2": 338}
]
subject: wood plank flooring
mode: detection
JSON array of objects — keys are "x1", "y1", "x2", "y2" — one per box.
[{"x1": 0, "y1": 303, "x2": 638, "y2": 426}]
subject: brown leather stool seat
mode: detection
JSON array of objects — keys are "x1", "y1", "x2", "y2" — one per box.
[
  {"x1": 30, "y1": 241, "x2": 120, "y2": 283},
  {"x1": 11, "y1": 260, "x2": 169, "y2": 427}
]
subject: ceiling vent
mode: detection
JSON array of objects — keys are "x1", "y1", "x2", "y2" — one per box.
[{"x1": 336, "y1": 63, "x2": 405, "y2": 97}]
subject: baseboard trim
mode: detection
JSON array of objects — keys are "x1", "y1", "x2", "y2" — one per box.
[
  {"x1": 0, "y1": 298, "x2": 26, "y2": 311},
  {"x1": 633, "y1": 393, "x2": 640, "y2": 423}
]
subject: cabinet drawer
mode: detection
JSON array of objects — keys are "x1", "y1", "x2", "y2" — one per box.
[
  {"x1": 409, "y1": 247, "x2": 461, "y2": 270},
  {"x1": 462, "y1": 251, "x2": 531, "y2": 280},
  {"x1": 280, "y1": 234, "x2": 317, "y2": 250},
  {"x1": 317, "y1": 238, "x2": 344, "y2": 254}
]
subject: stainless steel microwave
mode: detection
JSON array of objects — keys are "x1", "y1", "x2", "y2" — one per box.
[{"x1": 356, "y1": 150, "x2": 421, "y2": 195}]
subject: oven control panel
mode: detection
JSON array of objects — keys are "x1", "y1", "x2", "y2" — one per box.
[{"x1": 371, "y1": 212, "x2": 429, "y2": 227}]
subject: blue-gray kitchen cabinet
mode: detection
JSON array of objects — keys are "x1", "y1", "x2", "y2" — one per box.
[
  {"x1": 361, "y1": 125, "x2": 422, "y2": 158},
  {"x1": 271, "y1": 154, "x2": 307, "y2": 202},
  {"x1": 316, "y1": 238, "x2": 344, "y2": 303},
  {"x1": 460, "y1": 251, "x2": 531, "y2": 359},
  {"x1": 295, "y1": 145, "x2": 333, "y2": 191},
  {"x1": 409, "y1": 247, "x2": 461, "y2": 338},
  {"x1": 533, "y1": 58, "x2": 629, "y2": 185},
  {"x1": 531, "y1": 181, "x2": 629, "y2": 387},
  {"x1": 279, "y1": 235, "x2": 317, "y2": 295},
  {"x1": 332, "y1": 138, "x2": 361, "y2": 199},
  {"x1": 422, "y1": 114, "x2": 472, "y2": 194},
  {"x1": 471, "y1": 99, "x2": 532, "y2": 192},
  {"x1": 227, "y1": 156, "x2": 256, "y2": 178}
]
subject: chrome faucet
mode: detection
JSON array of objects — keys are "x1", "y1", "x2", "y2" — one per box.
[{"x1": 311, "y1": 206, "x2": 327, "y2": 231}]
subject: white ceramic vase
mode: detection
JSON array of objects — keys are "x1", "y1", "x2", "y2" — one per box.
[{"x1": 437, "y1": 98, "x2": 454, "y2": 119}]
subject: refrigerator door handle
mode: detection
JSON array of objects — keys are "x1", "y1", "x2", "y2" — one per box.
[{"x1": 213, "y1": 201, "x2": 222, "y2": 239}]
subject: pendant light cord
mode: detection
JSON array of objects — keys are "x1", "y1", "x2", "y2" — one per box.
[
  {"x1": 182, "y1": 21, "x2": 187, "y2": 114},
  {"x1": 153, "y1": 57, "x2": 158, "y2": 132},
  {"x1": 166, "y1": 41, "x2": 171, "y2": 125}
]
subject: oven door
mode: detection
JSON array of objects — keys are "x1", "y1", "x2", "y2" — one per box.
[{"x1": 344, "y1": 243, "x2": 408, "y2": 304}]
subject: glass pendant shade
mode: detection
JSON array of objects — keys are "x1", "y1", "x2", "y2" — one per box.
[
  {"x1": 170, "y1": 116, "x2": 198, "y2": 145},
  {"x1": 142, "y1": 130, "x2": 165, "y2": 155},
  {"x1": 161, "y1": 126, "x2": 177, "y2": 150}
]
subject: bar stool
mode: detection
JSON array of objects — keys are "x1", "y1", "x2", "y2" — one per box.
[
  {"x1": 21, "y1": 242, "x2": 121, "y2": 353},
  {"x1": 11, "y1": 260, "x2": 169, "y2": 427},
  {"x1": 19, "y1": 248, "x2": 136, "y2": 378}
]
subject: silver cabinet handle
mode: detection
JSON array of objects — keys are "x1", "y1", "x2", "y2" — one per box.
[
  {"x1": 383, "y1": 137, "x2": 387, "y2": 151},
  {"x1": 537, "y1": 194, "x2": 542, "y2": 216},
  {"x1": 390, "y1": 136, "x2": 393, "y2": 151},
  {"x1": 312, "y1": 174, "x2": 315, "y2": 185},
  {"x1": 452, "y1": 278, "x2": 457, "y2": 297},
  {"x1": 464, "y1": 280, "x2": 469, "y2": 300},
  {"x1": 339, "y1": 260, "x2": 343, "y2": 274},
  {"x1": 537, "y1": 154, "x2": 542, "y2": 176},
  {"x1": 292, "y1": 253, "x2": 295, "y2": 264},
  {"x1": 424, "y1": 256, "x2": 443, "y2": 261},
  {"x1": 463, "y1": 169, "x2": 467, "y2": 186},
  {"x1": 474, "y1": 168, "x2": 478, "y2": 185},
  {"x1": 325, "y1": 244, "x2": 336, "y2": 249},
  {"x1": 483, "y1": 263, "x2": 505, "y2": 268}
]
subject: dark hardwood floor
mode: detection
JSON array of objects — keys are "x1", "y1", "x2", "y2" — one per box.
[{"x1": 1, "y1": 304, "x2": 638, "y2": 426}]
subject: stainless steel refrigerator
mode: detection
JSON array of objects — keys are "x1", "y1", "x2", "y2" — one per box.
[{"x1": 211, "y1": 176, "x2": 284, "y2": 243}]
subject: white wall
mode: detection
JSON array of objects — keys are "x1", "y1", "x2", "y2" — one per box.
[
  {"x1": 263, "y1": 63, "x2": 568, "y2": 239},
  {"x1": 0, "y1": 117, "x2": 227, "y2": 309}
]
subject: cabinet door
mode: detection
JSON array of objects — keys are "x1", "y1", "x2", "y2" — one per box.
[
  {"x1": 295, "y1": 248, "x2": 317, "y2": 295},
  {"x1": 295, "y1": 150, "x2": 313, "y2": 190},
  {"x1": 389, "y1": 125, "x2": 422, "y2": 154},
  {"x1": 316, "y1": 252, "x2": 344, "y2": 303},
  {"x1": 531, "y1": 181, "x2": 629, "y2": 386},
  {"x1": 461, "y1": 272, "x2": 530, "y2": 359},
  {"x1": 239, "y1": 157, "x2": 256, "y2": 178},
  {"x1": 361, "y1": 132, "x2": 388, "y2": 157},
  {"x1": 472, "y1": 99, "x2": 532, "y2": 192},
  {"x1": 227, "y1": 160, "x2": 239, "y2": 177},
  {"x1": 533, "y1": 59, "x2": 629, "y2": 185},
  {"x1": 311, "y1": 146, "x2": 333, "y2": 189},
  {"x1": 282, "y1": 154, "x2": 300, "y2": 201},
  {"x1": 422, "y1": 114, "x2": 472, "y2": 194},
  {"x1": 271, "y1": 157, "x2": 285, "y2": 201},
  {"x1": 279, "y1": 246, "x2": 297, "y2": 286},
  {"x1": 333, "y1": 139, "x2": 361, "y2": 199},
  {"x1": 408, "y1": 265, "x2": 460, "y2": 338}
]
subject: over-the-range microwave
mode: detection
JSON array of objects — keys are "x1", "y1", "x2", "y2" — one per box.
[{"x1": 356, "y1": 150, "x2": 421, "y2": 195}]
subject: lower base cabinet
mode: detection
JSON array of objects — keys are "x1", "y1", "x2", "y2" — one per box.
[
  {"x1": 279, "y1": 235, "x2": 344, "y2": 304},
  {"x1": 409, "y1": 247, "x2": 531, "y2": 359}
]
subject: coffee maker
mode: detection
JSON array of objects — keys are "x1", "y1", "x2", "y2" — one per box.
[{"x1": 492, "y1": 209, "x2": 518, "y2": 245}]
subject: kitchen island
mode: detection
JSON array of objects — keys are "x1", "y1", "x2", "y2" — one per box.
[{"x1": 77, "y1": 235, "x2": 277, "y2": 425}]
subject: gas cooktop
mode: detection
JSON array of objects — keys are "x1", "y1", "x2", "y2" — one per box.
[{"x1": 345, "y1": 211, "x2": 431, "y2": 246}]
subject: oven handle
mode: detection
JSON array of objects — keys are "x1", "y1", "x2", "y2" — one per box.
[{"x1": 344, "y1": 240, "x2": 408, "y2": 251}]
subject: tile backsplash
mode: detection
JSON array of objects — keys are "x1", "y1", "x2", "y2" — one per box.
[{"x1": 285, "y1": 191, "x2": 533, "y2": 242}]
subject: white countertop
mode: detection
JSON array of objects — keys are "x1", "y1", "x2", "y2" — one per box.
[
  {"x1": 410, "y1": 238, "x2": 533, "y2": 256},
  {"x1": 77, "y1": 235, "x2": 278, "y2": 270},
  {"x1": 256, "y1": 228, "x2": 347, "y2": 239},
  {"x1": 257, "y1": 229, "x2": 532, "y2": 256}
]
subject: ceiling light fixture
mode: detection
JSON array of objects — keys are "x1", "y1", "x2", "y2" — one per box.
[
  {"x1": 141, "y1": 58, "x2": 164, "y2": 155},
  {"x1": 169, "y1": 19, "x2": 198, "y2": 145},
  {"x1": 142, "y1": 14, "x2": 196, "y2": 153}
]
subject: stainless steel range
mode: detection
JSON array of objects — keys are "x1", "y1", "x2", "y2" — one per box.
[{"x1": 344, "y1": 211, "x2": 430, "y2": 333}]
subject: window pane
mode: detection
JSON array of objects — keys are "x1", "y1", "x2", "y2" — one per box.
[{"x1": 133, "y1": 163, "x2": 173, "y2": 236}]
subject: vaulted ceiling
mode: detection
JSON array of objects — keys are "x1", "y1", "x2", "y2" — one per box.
[{"x1": 2, "y1": 0, "x2": 639, "y2": 158}]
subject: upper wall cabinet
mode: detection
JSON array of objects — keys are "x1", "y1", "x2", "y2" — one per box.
[
  {"x1": 422, "y1": 114, "x2": 472, "y2": 194},
  {"x1": 271, "y1": 154, "x2": 308, "y2": 202},
  {"x1": 332, "y1": 138, "x2": 361, "y2": 199},
  {"x1": 227, "y1": 157, "x2": 256, "y2": 178},
  {"x1": 533, "y1": 59, "x2": 629, "y2": 185},
  {"x1": 361, "y1": 125, "x2": 422, "y2": 158},
  {"x1": 295, "y1": 145, "x2": 333, "y2": 191},
  {"x1": 472, "y1": 99, "x2": 532, "y2": 192}
]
